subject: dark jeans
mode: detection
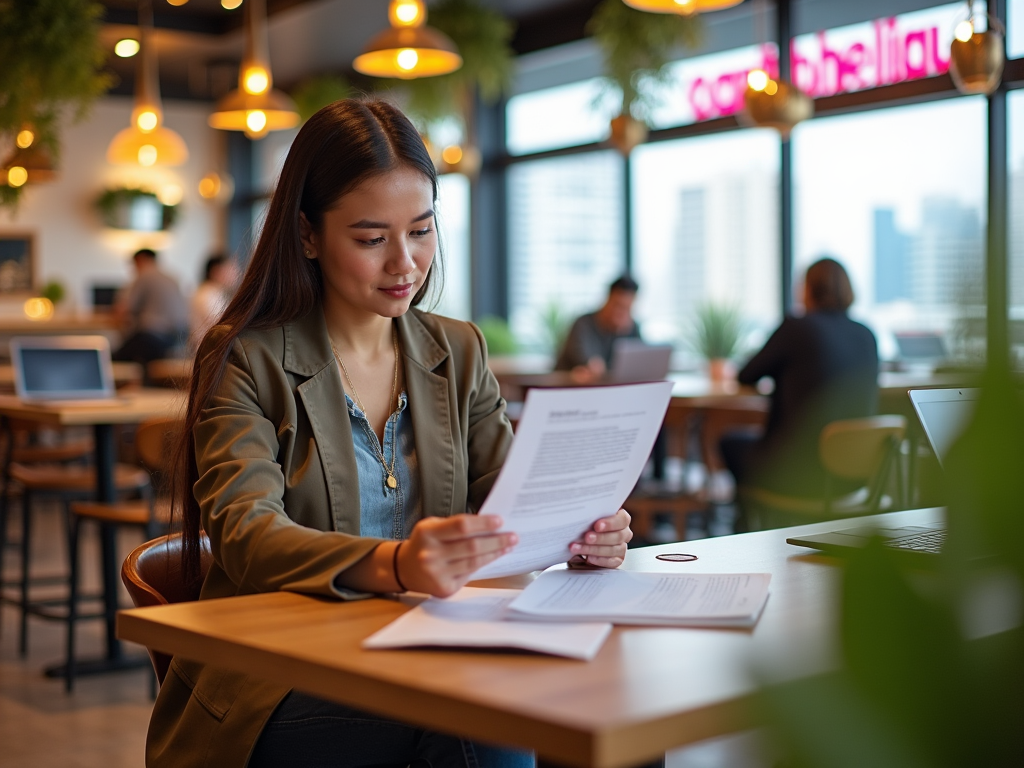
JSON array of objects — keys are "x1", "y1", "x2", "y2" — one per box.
[
  {"x1": 249, "y1": 690, "x2": 535, "y2": 768},
  {"x1": 719, "y1": 428, "x2": 762, "y2": 489}
]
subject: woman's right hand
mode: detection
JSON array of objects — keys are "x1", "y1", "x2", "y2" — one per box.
[{"x1": 396, "y1": 514, "x2": 517, "y2": 597}]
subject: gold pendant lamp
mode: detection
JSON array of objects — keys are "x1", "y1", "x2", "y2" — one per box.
[
  {"x1": 949, "y1": 1, "x2": 1005, "y2": 96},
  {"x1": 353, "y1": 0, "x2": 462, "y2": 79},
  {"x1": 3, "y1": 126, "x2": 58, "y2": 186},
  {"x1": 107, "y1": 0, "x2": 189, "y2": 167},
  {"x1": 208, "y1": 0, "x2": 299, "y2": 140},
  {"x1": 622, "y1": 0, "x2": 744, "y2": 15}
]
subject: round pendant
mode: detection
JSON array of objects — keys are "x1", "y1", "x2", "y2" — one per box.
[{"x1": 386, "y1": 475, "x2": 397, "y2": 489}]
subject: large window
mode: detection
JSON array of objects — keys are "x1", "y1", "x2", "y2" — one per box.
[
  {"x1": 507, "y1": 152, "x2": 625, "y2": 350},
  {"x1": 1009, "y1": 91, "x2": 1024, "y2": 365},
  {"x1": 432, "y1": 173, "x2": 471, "y2": 321},
  {"x1": 506, "y1": 79, "x2": 616, "y2": 156},
  {"x1": 1011, "y1": 0, "x2": 1023, "y2": 58},
  {"x1": 792, "y1": 97, "x2": 988, "y2": 362},
  {"x1": 630, "y1": 130, "x2": 781, "y2": 356}
]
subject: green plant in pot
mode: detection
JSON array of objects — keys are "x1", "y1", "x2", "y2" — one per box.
[
  {"x1": 0, "y1": 0, "x2": 111, "y2": 210},
  {"x1": 40, "y1": 279, "x2": 65, "y2": 306},
  {"x1": 95, "y1": 187, "x2": 178, "y2": 231},
  {"x1": 687, "y1": 302, "x2": 743, "y2": 381},
  {"x1": 587, "y1": 0, "x2": 701, "y2": 155},
  {"x1": 386, "y1": 0, "x2": 515, "y2": 177}
]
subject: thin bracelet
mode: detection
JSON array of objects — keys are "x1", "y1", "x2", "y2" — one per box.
[{"x1": 392, "y1": 540, "x2": 408, "y2": 593}]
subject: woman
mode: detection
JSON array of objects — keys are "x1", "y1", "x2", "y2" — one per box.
[
  {"x1": 148, "y1": 99, "x2": 633, "y2": 768},
  {"x1": 720, "y1": 258, "x2": 879, "y2": 501}
]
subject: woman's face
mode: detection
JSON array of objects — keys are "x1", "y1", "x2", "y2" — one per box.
[{"x1": 304, "y1": 166, "x2": 436, "y2": 322}]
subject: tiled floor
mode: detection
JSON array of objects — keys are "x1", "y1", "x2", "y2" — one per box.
[{"x1": 1, "y1": 501, "x2": 768, "y2": 768}]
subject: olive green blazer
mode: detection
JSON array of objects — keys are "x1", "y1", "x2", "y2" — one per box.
[{"x1": 146, "y1": 305, "x2": 513, "y2": 768}]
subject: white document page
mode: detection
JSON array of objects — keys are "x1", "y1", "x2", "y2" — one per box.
[
  {"x1": 473, "y1": 382, "x2": 673, "y2": 579},
  {"x1": 508, "y1": 569, "x2": 772, "y2": 628},
  {"x1": 362, "y1": 587, "x2": 612, "y2": 660}
]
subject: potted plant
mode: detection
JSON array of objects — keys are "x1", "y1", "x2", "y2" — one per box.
[
  {"x1": 688, "y1": 302, "x2": 743, "y2": 381},
  {"x1": 587, "y1": 0, "x2": 701, "y2": 155},
  {"x1": 0, "y1": 0, "x2": 111, "y2": 210},
  {"x1": 95, "y1": 187, "x2": 178, "y2": 231},
  {"x1": 387, "y1": 0, "x2": 515, "y2": 177}
]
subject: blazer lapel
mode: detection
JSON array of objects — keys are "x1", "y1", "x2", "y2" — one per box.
[
  {"x1": 283, "y1": 308, "x2": 361, "y2": 535},
  {"x1": 398, "y1": 312, "x2": 454, "y2": 519}
]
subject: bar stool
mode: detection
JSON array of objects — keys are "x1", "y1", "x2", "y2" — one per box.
[{"x1": 64, "y1": 417, "x2": 180, "y2": 690}]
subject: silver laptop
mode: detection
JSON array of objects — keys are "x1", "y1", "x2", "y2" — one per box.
[
  {"x1": 786, "y1": 388, "x2": 978, "y2": 557},
  {"x1": 10, "y1": 336, "x2": 117, "y2": 402},
  {"x1": 609, "y1": 339, "x2": 673, "y2": 384}
]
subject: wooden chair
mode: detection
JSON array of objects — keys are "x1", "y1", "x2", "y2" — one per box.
[
  {"x1": 60, "y1": 417, "x2": 181, "y2": 690},
  {"x1": 739, "y1": 415, "x2": 907, "y2": 530},
  {"x1": 121, "y1": 531, "x2": 213, "y2": 685}
]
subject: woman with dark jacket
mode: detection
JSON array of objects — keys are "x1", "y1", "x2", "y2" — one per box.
[{"x1": 720, "y1": 258, "x2": 879, "y2": 500}]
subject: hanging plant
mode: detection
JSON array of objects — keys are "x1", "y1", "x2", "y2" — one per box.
[
  {"x1": 385, "y1": 0, "x2": 515, "y2": 175},
  {"x1": 0, "y1": 0, "x2": 112, "y2": 209},
  {"x1": 587, "y1": 0, "x2": 701, "y2": 153},
  {"x1": 290, "y1": 74, "x2": 353, "y2": 124}
]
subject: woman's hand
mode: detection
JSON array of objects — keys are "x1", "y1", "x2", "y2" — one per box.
[
  {"x1": 397, "y1": 514, "x2": 517, "y2": 597},
  {"x1": 568, "y1": 508, "x2": 632, "y2": 569}
]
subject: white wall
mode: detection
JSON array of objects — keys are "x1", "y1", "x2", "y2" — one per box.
[{"x1": 0, "y1": 96, "x2": 225, "y2": 315}]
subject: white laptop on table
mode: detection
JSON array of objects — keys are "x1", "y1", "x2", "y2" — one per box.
[
  {"x1": 10, "y1": 336, "x2": 118, "y2": 403},
  {"x1": 609, "y1": 339, "x2": 673, "y2": 384}
]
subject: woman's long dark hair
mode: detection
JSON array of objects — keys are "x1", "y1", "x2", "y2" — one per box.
[{"x1": 174, "y1": 98, "x2": 440, "y2": 583}]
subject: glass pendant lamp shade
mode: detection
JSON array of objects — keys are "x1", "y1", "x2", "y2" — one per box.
[
  {"x1": 208, "y1": 0, "x2": 299, "y2": 139},
  {"x1": 949, "y1": 8, "x2": 1005, "y2": 96},
  {"x1": 107, "y1": 0, "x2": 188, "y2": 166},
  {"x1": 622, "y1": 0, "x2": 744, "y2": 15},
  {"x1": 353, "y1": 0, "x2": 462, "y2": 79}
]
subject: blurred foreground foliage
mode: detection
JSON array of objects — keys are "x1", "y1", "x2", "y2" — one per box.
[{"x1": 759, "y1": 366, "x2": 1024, "y2": 766}]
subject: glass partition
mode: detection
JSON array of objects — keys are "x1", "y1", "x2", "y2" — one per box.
[
  {"x1": 791, "y1": 97, "x2": 988, "y2": 364},
  {"x1": 507, "y1": 151, "x2": 625, "y2": 351},
  {"x1": 630, "y1": 129, "x2": 781, "y2": 360}
]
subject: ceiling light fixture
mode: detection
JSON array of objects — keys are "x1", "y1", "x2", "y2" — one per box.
[
  {"x1": 949, "y1": 0, "x2": 1005, "y2": 96},
  {"x1": 222, "y1": 0, "x2": 243, "y2": 9},
  {"x1": 353, "y1": 0, "x2": 462, "y2": 79},
  {"x1": 107, "y1": 0, "x2": 188, "y2": 167},
  {"x1": 115, "y1": 38, "x2": 140, "y2": 58},
  {"x1": 621, "y1": 0, "x2": 744, "y2": 16},
  {"x1": 208, "y1": 0, "x2": 299, "y2": 140}
]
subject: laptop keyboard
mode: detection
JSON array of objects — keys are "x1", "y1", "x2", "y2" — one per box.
[{"x1": 885, "y1": 528, "x2": 946, "y2": 554}]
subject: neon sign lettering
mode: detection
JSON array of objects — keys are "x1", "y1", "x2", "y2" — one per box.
[{"x1": 687, "y1": 15, "x2": 953, "y2": 122}]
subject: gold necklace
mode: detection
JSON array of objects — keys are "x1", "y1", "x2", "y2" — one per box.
[{"x1": 331, "y1": 326, "x2": 400, "y2": 491}]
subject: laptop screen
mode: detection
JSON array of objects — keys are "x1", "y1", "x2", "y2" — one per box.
[
  {"x1": 10, "y1": 337, "x2": 116, "y2": 401},
  {"x1": 909, "y1": 388, "x2": 978, "y2": 467}
]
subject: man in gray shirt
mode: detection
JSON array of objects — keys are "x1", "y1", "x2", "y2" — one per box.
[
  {"x1": 555, "y1": 275, "x2": 642, "y2": 382},
  {"x1": 113, "y1": 248, "x2": 189, "y2": 366}
]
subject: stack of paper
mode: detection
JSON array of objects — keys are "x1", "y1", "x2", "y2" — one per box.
[
  {"x1": 362, "y1": 587, "x2": 612, "y2": 660},
  {"x1": 508, "y1": 569, "x2": 772, "y2": 628}
]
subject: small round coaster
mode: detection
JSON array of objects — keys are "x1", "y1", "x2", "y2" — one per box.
[{"x1": 655, "y1": 553, "x2": 698, "y2": 563}]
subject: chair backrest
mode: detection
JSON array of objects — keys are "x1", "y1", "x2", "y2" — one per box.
[
  {"x1": 819, "y1": 415, "x2": 907, "y2": 481},
  {"x1": 121, "y1": 531, "x2": 213, "y2": 683},
  {"x1": 134, "y1": 417, "x2": 183, "y2": 474}
]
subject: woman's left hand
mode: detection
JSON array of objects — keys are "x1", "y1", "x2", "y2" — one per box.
[{"x1": 568, "y1": 508, "x2": 632, "y2": 569}]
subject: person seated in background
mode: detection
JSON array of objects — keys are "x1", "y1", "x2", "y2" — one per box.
[
  {"x1": 720, "y1": 257, "x2": 879, "y2": 500},
  {"x1": 189, "y1": 254, "x2": 238, "y2": 349},
  {"x1": 113, "y1": 248, "x2": 189, "y2": 366},
  {"x1": 555, "y1": 275, "x2": 641, "y2": 383}
]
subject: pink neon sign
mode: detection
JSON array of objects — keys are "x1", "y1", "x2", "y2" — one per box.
[{"x1": 687, "y1": 15, "x2": 953, "y2": 123}]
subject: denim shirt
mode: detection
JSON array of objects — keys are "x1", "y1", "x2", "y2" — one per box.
[{"x1": 345, "y1": 390, "x2": 421, "y2": 540}]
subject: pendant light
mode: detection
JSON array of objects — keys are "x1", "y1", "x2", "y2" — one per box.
[
  {"x1": 622, "y1": 0, "x2": 744, "y2": 15},
  {"x1": 2, "y1": 126, "x2": 58, "y2": 185},
  {"x1": 353, "y1": 0, "x2": 462, "y2": 79},
  {"x1": 739, "y1": 0, "x2": 812, "y2": 138},
  {"x1": 949, "y1": 0, "x2": 1005, "y2": 96},
  {"x1": 208, "y1": 0, "x2": 299, "y2": 140},
  {"x1": 107, "y1": 0, "x2": 189, "y2": 167}
]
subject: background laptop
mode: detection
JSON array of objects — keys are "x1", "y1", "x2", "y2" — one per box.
[
  {"x1": 894, "y1": 332, "x2": 948, "y2": 369},
  {"x1": 10, "y1": 336, "x2": 117, "y2": 402},
  {"x1": 609, "y1": 339, "x2": 673, "y2": 384},
  {"x1": 786, "y1": 388, "x2": 978, "y2": 557}
]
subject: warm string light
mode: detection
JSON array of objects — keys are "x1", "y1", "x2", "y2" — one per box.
[
  {"x1": 23, "y1": 297, "x2": 54, "y2": 321},
  {"x1": 7, "y1": 167, "x2": 28, "y2": 187},
  {"x1": 115, "y1": 38, "x2": 140, "y2": 57},
  {"x1": 16, "y1": 129, "x2": 34, "y2": 149}
]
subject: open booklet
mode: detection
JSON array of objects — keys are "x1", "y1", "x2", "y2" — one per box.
[
  {"x1": 473, "y1": 381, "x2": 674, "y2": 580},
  {"x1": 362, "y1": 587, "x2": 612, "y2": 660},
  {"x1": 507, "y1": 568, "x2": 772, "y2": 628}
]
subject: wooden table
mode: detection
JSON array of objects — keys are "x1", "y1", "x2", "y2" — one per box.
[
  {"x1": 118, "y1": 507, "x2": 943, "y2": 768},
  {"x1": 0, "y1": 389, "x2": 185, "y2": 675}
]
